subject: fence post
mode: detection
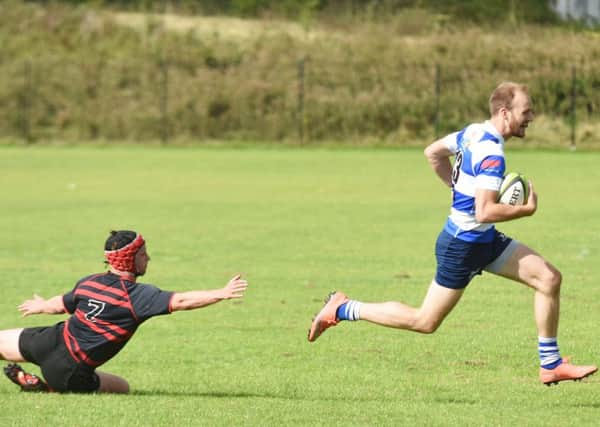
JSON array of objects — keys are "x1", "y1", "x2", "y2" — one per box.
[
  {"x1": 89, "y1": 60, "x2": 102, "y2": 140},
  {"x1": 297, "y1": 57, "x2": 305, "y2": 144},
  {"x1": 434, "y1": 63, "x2": 441, "y2": 139},
  {"x1": 160, "y1": 59, "x2": 169, "y2": 144},
  {"x1": 20, "y1": 60, "x2": 32, "y2": 143},
  {"x1": 570, "y1": 64, "x2": 576, "y2": 151}
]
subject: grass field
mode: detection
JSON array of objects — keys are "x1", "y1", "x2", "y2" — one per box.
[{"x1": 1, "y1": 145, "x2": 600, "y2": 426}]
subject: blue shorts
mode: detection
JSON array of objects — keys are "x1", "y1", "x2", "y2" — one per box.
[{"x1": 435, "y1": 229, "x2": 517, "y2": 289}]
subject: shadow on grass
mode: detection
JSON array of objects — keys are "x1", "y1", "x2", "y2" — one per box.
[
  {"x1": 130, "y1": 389, "x2": 389, "y2": 402},
  {"x1": 433, "y1": 397, "x2": 479, "y2": 405},
  {"x1": 570, "y1": 402, "x2": 600, "y2": 408},
  {"x1": 0, "y1": 388, "x2": 281, "y2": 399},
  {"x1": 131, "y1": 389, "x2": 281, "y2": 399}
]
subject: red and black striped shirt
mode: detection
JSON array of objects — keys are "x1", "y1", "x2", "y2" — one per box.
[{"x1": 62, "y1": 272, "x2": 174, "y2": 367}]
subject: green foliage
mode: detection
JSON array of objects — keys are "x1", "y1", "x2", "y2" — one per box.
[
  {"x1": 417, "y1": 0, "x2": 559, "y2": 24},
  {"x1": 1, "y1": 1, "x2": 599, "y2": 145},
  {"x1": 29, "y1": 0, "x2": 328, "y2": 17},
  {"x1": 2, "y1": 146, "x2": 600, "y2": 425},
  {"x1": 27, "y1": 0, "x2": 562, "y2": 23}
]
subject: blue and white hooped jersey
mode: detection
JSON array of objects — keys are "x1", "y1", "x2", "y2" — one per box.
[{"x1": 442, "y1": 121, "x2": 505, "y2": 243}]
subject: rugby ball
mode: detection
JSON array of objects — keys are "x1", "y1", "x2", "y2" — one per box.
[{"x1": 498, "y1": 172, "x2": 529, "y2": 205}]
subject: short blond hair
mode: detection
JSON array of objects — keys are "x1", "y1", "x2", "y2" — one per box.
[{"x1": 489, "y1": 82, "x2": 529, "y2": 116}]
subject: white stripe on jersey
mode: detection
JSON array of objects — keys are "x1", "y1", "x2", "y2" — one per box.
[
  {"x1": 449, "y1": 209, "x2": 495, "y2": 232},
  {"x1": 442, "y1": 121, "x2": 505, "y2": 240}
]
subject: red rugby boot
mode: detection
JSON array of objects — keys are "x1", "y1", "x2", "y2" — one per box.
[
  {"x1": 539, "y1": 358, "x2": 597, "y2": 386},
  {"x1": 3, "y1": 363, "x2": 50, "y2": 392},
  {"x1": 308, "y1": 291, "x2": 349, "y2": 342}
]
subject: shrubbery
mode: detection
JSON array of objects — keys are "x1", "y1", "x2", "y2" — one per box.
[
  {"x1": 1, "y1": 0, "x2": 598, "y2": 146},
  {"x1": 32, "y1": 0, "x2": 561, "y2": 24}
]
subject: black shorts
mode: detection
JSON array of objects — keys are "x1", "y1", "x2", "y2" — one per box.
[{"x1": 18, "y1": 322, "x2": 100, "y2": 393}]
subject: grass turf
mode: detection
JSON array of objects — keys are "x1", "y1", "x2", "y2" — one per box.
[{"x1": 1, "y1": 146, "x2": 600, "y2": 426}]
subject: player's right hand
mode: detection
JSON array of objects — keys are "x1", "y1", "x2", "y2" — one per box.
[{"x1": 18, "y1": 294, "x2": 45, "y2": 317}]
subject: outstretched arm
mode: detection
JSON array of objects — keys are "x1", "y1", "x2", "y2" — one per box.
[
  {"x1": 424, "y1": 139, "x2": 454, "y2": 188},
  {"x1": 19, "y1": 295, "x2": 66, "y2": 317},
  {"x1": 170, "y1": 274, "x2": 248, "y2": 312}
]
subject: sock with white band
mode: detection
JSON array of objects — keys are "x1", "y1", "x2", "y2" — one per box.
[
  {"x1": 336, "y1": 300, "x2": 362, "y2": 321},
  {"x1": 538, "y1": 336, "x2": 562, "y2": 369}
]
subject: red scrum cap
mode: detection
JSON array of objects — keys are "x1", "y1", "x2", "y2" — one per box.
[{"x1": 104, "y1": 231, "x2": 145, "y2": 273}]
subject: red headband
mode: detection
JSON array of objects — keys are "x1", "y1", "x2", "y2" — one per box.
[{"x1": 104, "y1": 234, "x2": 145, "y2": 273}]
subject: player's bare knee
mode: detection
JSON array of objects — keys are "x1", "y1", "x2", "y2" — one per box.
[
  {"x1": 414, "y1": 318, "x2": 441, "y2": 334},
  {"x1": 106, "y1": 380, "x2": 129, "y2": 394},
  {"x1": 538, "y1": 267, "x2": 562, "y2": 296},
  {"x1": 113, "y1": 377, "x2": 130, "y2": 394},
  {"x1": 98, "y1": 373, "x2": 130, "y2": 393}
]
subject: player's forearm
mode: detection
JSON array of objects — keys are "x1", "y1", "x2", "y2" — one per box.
[
  {"x1": 476, "y1": 202, "x2": 535, "y2": 223},
  {"x1": 170, "y1": 290, "x2": 225, "y2": 311},
  {"x1": 42, "y1": 295, "x2": 66, "y2": 314},
  {"x1": 424, "y1": 142, "x2": 453, "y2": 187},
  {"x1": 429, "y1": 159, "x2": 453, "y2": 188},
  {"x1": 19, "y1": 294, "x2": 66, "y2": 317}
]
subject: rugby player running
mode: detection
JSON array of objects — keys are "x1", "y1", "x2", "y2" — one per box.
[{"x1": 308, "y1": 82, "x2": 597, "y2": 385}]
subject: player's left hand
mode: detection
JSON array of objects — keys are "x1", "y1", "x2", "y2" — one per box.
[
  {"x1": 525, "y1": 181, "x2": 537, "y2": 215},
  {"x1": 221, "y1": 274, "x2": 248, "y2": 299}
]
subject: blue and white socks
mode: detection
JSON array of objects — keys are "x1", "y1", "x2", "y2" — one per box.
[
  {"x1": 336, "y1": 300, "x2": 362, "y2": 321},
  {"x1": 538, "y1": 336, "x2": 563, "y2": 369}
]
